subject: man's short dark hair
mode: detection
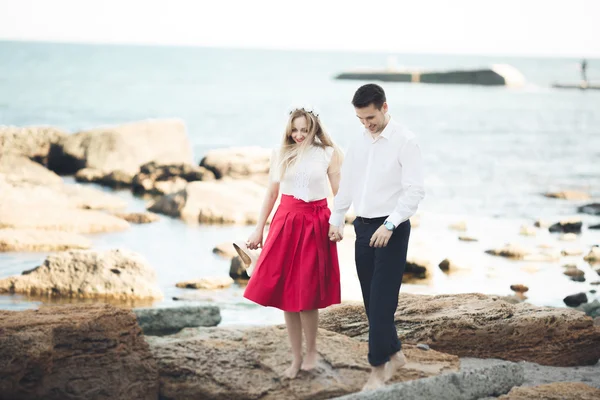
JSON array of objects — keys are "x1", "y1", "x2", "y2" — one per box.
[{"x1": 352, "y1": 84, "x2": 386, "y2": 109}]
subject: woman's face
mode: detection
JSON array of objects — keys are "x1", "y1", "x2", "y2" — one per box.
[{"x1": 290, "y1": 116, "x2": 309, "y2": 144}]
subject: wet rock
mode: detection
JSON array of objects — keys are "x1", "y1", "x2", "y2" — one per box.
[
  {"x1": 510, "y1": 284, "x2": 529, "y2": 293},
  {"x1": 134, "y1": 305, "x2": 221, "y2": 336},
  {"x1": 320, "y1": 293, "x2": 600, "y2": 366},
  {"x1": 0, "y1": 303, "x2": 159, "y2": 400},
  {"x1": 229, "y1": 256, "x2": 250, "y2": 280},
  {"x1": 549, "y1": 219, "x2": 582, "y2": 234},
  {"x1": 405, "y1": 258, "x2": 429, "y2": 280},
  {"x1": 576, "y1": 300, "x2": 600, "y2": 318},
  {"x1": 485, "y1": 244, "x2": 529, "y2": 259},
  {"x1": 563, "y1": 266, "x2": 585, "y2": 279},
  {"x1": 0, "y1": 249, "x2": 163, "y2": 301},
  {"x1": 175, "y1": 277, "x2": 234, "y2": 290},
  {"x1": 578, "y1": 203, "x2": 600, "y2": 216},
  {"x1": 564, "y1": 292, "x2": 588, "y2": 307},
  {"x1": 131, "y1": 161, "x2": 215, "y2": 195}
]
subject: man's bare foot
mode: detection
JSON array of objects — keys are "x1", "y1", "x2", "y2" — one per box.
[
  {"x1": 384, "y1": 351, "x2": 407, "y2": 382},
  {"x1": 362, "y1": 365, "x2": 386, "y2": 391},
  {"x1": 283, "y1": 359, "x2": 302, "y2": 379},
  {"x1": 301, "y1": 351, "x2": 319, "y2": 371}
]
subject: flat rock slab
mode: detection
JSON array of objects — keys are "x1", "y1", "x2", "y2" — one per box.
[
  {"x1": 147, "y1": 325, "x2": 459, "y2": 400},
  {"x1": 0, "y1": 228, "x2": 92, "y2": 252},
  {"x1": 499, "y1": 382, "x2": 600, "y2": 399},
  {"x1": 332, "y1": 362, "x2": 524, "y2": 400},
  {"x1": 134, "y1": 305, "x2": 221, "y2": 336},
  {"x1": 0, "y1": 304, "x2": 159, "y2": 400},
  {"x1": 320, "y1": 293, "x2": 600, "y2": 367}
]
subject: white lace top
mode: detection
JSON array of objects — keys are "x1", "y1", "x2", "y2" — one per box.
[{"x1": 269, "y1": 145, "x2": 339, "y2": 202}]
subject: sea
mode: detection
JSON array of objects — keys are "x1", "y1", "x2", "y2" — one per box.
[{"x1": 1, "y1": 40, "x2": 599, "y2": 325}]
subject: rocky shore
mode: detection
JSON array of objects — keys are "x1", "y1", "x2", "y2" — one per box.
[{"x1": 1, "y1": 120, "x2": 600, "y2": 399}]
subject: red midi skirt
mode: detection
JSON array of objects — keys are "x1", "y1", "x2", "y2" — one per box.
[{"x1": 243, "y1": 194, "x2": 341, "y2": 312}]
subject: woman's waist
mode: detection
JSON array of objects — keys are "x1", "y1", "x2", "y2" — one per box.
[{"x1": 279, "y1": 194, "x2": 329, "y2": 209}]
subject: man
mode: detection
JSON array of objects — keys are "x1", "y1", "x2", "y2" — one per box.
[
  {"x1": 581, "y1": 59, "x2": 588, "y2": 86},
  {"x1": 328, "y1": 83, "x2": 425, "y2": 391}
]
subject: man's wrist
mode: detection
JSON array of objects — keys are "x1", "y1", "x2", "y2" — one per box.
[{"x1": 383, "y1": 220, "x2": 395, "y2": 231}]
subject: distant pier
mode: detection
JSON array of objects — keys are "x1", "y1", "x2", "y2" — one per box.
[{"x1": 335, "y1": 64, "x2": 526, "y2": 87}]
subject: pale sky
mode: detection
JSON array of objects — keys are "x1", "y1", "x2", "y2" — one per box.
[{"x1": 1, "y1": 0, "x2": 599, "y2": 57}]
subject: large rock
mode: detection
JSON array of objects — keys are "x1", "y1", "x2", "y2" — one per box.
[
  {"x1": 132, "y1": 161, "x2": 216, "y2": 195},
  {"x1": 199, "y1": 146, "x2": 271, "y2": 179},
  {"x1": 229, "y1": 256, "x2": 250, "y2": 280},
  {"x1": 147, "y1": 326, "x2": 459, "y2": 400},
  {"x1": 485, "y1": 244, "x2": 530, "y2": 259},
  {"x1": 51, "y1": 119, "x2": 193, "y2": 175},
  {"x1": 319, "y1": 293, "x2": 600, "y2": 367},
  {"x1": 549, "y1": 219, "x2": 583, "y2": 234},
  {"x1": 498, "y1": 382, "x2": 600, "y2": 399},
  {"x1": 0, "y1": 125, "x2": 67, "y2": 165},
  {"x1": 0, "y1": 249, "x2": 163, "y2": 301},
  {"x1": 1, "y1": 176, "x2": 127, "y2": 211},
  {"x1": 578, "y1": 203, "x2": 600, "y2": 216},
  {"x1": 134, "y1": 305, "x2": 221, "y2": 336},
  {"x1": 584, "y1": 246, "x2": 600, "y2": 263},
  {"x1": 0, "y1": 203, "x2": 129, "y2": 233},
  {"x1": 148, "y1": 180, "x2": 266, "y2": 224},
  {"x1": 0, "y1": 229, "x2": 91, "y2": 252},
  {"x1": 0, "y1": 304, "x2": 159, "y2": 400},
  {"x1": 0, "y1": 153, "x2": 62, "y2": 185}
]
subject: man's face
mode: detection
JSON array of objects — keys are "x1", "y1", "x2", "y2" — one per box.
[{"x1": 355, "y1": 103, "x2": 388, "y2": 134}]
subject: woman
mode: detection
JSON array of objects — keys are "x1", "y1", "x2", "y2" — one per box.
[{"x1": 235, "y1": 107, "x2": 342, "y2": 379}]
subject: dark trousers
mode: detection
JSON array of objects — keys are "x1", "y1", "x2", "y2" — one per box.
[{"x1": 353, "y1": 217, "x2": 411, "y2": 366}]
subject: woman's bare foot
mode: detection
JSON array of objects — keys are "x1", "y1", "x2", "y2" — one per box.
[
  {"x1": 283, "y1": 359, "x2": 303, "y2": 379},
  {"x1": 362, "y1": 365, "x2": 386, "y2": 391},
  {"x1": 301, "y1": 351, "x2": 319, "y2": 371},
  {"x1": 384, "y1": 351, "x2": 407, "y2": 382}
]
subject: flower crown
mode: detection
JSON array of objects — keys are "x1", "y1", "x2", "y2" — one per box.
[{"x1": 289, "y1": 107, "x2": 319, "y2": 119}]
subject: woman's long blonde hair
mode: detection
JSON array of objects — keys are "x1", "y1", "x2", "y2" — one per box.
[{"x1": 277, "y1": 108, "x2": 342, "y2": 179}]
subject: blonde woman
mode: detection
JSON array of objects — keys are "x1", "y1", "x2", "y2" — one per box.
[{"x1": 236, "y1": 108, "x2": 342, "y2": 379}]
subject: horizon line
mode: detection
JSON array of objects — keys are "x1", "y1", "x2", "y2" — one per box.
[{"x1": 1, "y1": 37, "x2": 598, "y2": 60}]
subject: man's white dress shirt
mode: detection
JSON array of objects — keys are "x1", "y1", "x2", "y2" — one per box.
[{"x1": 329, "y1": 117, "x2": 425, "y2": 228}]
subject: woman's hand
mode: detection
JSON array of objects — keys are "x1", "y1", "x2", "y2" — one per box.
[{"x1": 246, "y1": 228, "x2": 264, "y2": 250}]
